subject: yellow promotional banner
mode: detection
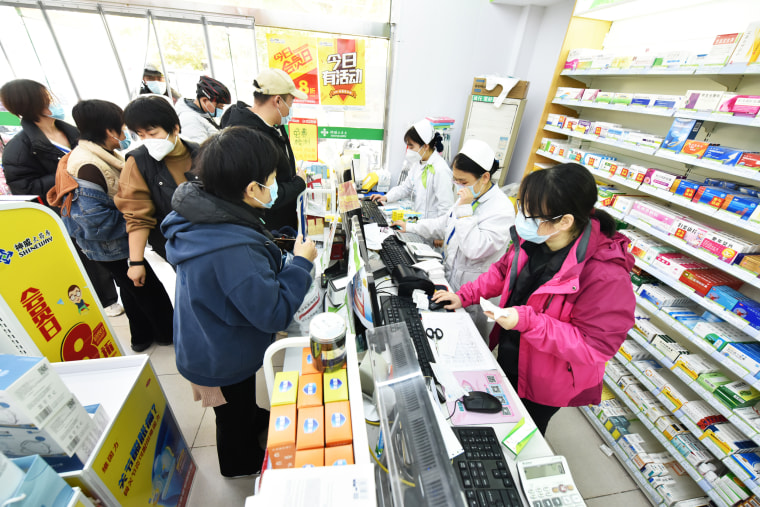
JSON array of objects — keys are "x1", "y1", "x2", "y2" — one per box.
[
  {"x1": 288, "y1": 118, "x2": 318, "y2": 162},
  {"x1": 0, "y1": 203, "x2": 122, "y2": 361},
  {"x1": 318, "y1": 38, "x2": 366, "y2": 107},
  {"x1": 267, "y1": 34, "x2": 319, "y2": 105},
  {"x1": 93, "y1": 362, "x2": 195, "y2": 506}
]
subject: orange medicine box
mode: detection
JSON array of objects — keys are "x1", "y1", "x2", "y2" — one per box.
[
  {"x1": 323, "y1": 369, "x2": 348, "y2": 403},
  {"x1": 295, "y1": 448, "x2": 324, "y2": 468},
  {"x1": 271, "y1": 371, "x2": 299, "y2": 407},
  {"x1": 324, "y1": 444, "x2": 354, "y2": 466},
  {"x1": 325, "y1": 401, "x2": 353, "y2": 447},
  {"x1": 267, "y1": 404, "x2": 297, "y2": 469},
  {"x1": 296, "y1": 405, "x2": 324, "y2": 450},
  {"x1": 301, "y1": 348, "x2": 319, "y2": 375},
  {"x1": 297, "y1": 373, "x2": 323, "y2": 409}
]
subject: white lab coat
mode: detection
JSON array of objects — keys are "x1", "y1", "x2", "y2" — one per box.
[
  {"x1": 384, "y1": 151, "x2": 454, "y2": 219},
  {"x1": 175, "y1": 98, "x2": 219, "y2": 144},
  {"x1": 407, "y1": 184, "x2": 515, "y2": 338}
]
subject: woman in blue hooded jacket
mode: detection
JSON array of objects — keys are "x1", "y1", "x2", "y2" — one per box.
[{"x1": 162, "y1": 126, "x2": 317, "y2": 477}]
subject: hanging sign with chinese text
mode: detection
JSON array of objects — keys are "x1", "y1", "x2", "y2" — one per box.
[
  {"x1": 267, "y1": 35, "x2": 319, "y2": 105},
  {"x1": 318, "y1": 38, "x2": 366, "y2": 107},
  {"x1": 288, "y1": 118, "x2": 318, "y2": 162}
]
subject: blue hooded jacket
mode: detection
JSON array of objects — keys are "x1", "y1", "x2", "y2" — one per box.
[{"x1": 162, "y1": 181, "x2": 313, "y2": 387}]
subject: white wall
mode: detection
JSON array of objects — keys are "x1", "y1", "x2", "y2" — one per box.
[
  {"x1": 385, "y1": 0, "x2": 575, "y2": 186},
  {"x1": 507, "y1": 0, "x2": 575, "y2": 185},
  {"x1": 385, "y1": 0, "x2": 522, "y2": 183}
]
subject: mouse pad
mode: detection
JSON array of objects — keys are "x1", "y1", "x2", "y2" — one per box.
[{"x1": 446, "y1": 370, "x2": 522, "y2": 425}]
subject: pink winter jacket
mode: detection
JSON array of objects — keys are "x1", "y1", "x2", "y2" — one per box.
[{"x1": 457, "y1": 218, "x2": 635, "y2": 407}]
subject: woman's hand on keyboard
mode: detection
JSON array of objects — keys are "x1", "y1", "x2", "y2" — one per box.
[{"x1": 431, "y1": 290, "x2": 462, "y2": 310}]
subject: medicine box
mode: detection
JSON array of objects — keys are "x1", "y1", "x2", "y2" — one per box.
[
  {"x1": 676, "y1": 354, "x2": 717, "y2": 380},
  {"x1": 268, "y1": 404, "x2": 297, "y2": 469},
  {"x1": 735, "y1": 300, "x2": 760, "y2": 330},
  {"x1": 629, "y1": 201, "x2": 680, "y2": 233},
  {"x1": 612, "y1": 93, "x2": 633, "y2": 105},
  {"x1": 652, "y1": 95, "x2": 682, "y2": 109},
  {"x1": 721, "y1": 194, "x2": 760, "y2": 219},
  {"x1": 581, "y1": 88, "x2": 600, "y2": 102},
  {"x1": 680, "y1": 269, "x2": 742, "y2": 297},
  {"x1": 651, "y1": 334, "x2": 689, "y2": 363},
  {"x1": 297, "y1": 374, "x2": 323, "y2": 410},
  {"x1": 661, "y1": 118, "x2": 704, "y2": 153},
  {"x1": 732, "y1": 453, "x2": 760, "y2": 480},
  {"x1": 715, "y1": 381, "x2": 760, "y2": 408},
  {"x1": 631, "y1": 94, "x2": 655, "y2": 107},
  {"x1": 738, "y1": 153, "x2": 760, "y2": 169},
  {"x1": 681, "y1": 400, "x2": 723, "y2": 427},
  {"x1": 296, "y1": 405, "x2": 324, "y2": 451},
  {"x1": 655, "y1": 417, "x2": 689, "y2": 440},
  {"x1": 683, "y1": 90, "x2": 724, "y2": 112},
  {"x1": 695, "y1": 322, "x2": 753, "y2": 351},
  {"x1": 294, "y1": 448, "x2": 324, "y2": 468},
  {"x1": 721, "y1": 342, "x2": 760, "y2": 377},
  {"x1": 595, "y1": 91, "x2": 614, "y2": 104},
  {"x1": 697, "y1": 372, "x2": 733, "y2": 393},
  {"x1": 324, "y1": 401, "x2": 353, "y2": 447},
  {"x1": 0, "y1": 355, "x2": 73, "y2": 429},
  {"x1": 661, "y1": 384, "x2": 688, "y2": 410},
  {"x1": 739, "y1": 254, "x2": 760, "y2": 274},
  {"x1": 704, "y1": 423, "x2": 760, "y2": 454},
  {"x1": 619, "y1": 341, "x2": 648, "y2": 362},
  {"x1": 643, "y1": 169, "x2": 683, "y2": 192},
  {"x1": 639, "y1": 285, "x2": 691, "y2": 309},
  {"x1": 700, "y1": 231, "x2": 759, "y2": 264},
  {"x1": 703, "y1": 146, "x2": 743, "y2": 166},
  {"x1": 673, "y1": 179, "x2": 702, "y2": 199},
  {"x1": 323, "y1": 369, "x2": 348, "y2": 403},
  {"x1": 271, "y1": 371, "x2": 299, "y2": 407},
  {"x1": 301, "y1": 348, "x2": 320, "y2": 375},
  {"x1": 674, "y1": 219, "x2": 715, "y2": 251},
  {"x1": 680, "y1": 140, "x2": 710, "y2": 158},
  {"x1": 324, "y1": 444, "x2": 354, "y2": 466},
  {"x1": 693, "y1": 186, "x2": 729, "y2": 208},
  {"x1": 706, "y1": 286, "x2": 752, "y2": 311},
  {"x1": 671, "y1": 433, "x2": 712, "y2": 465},
  {"x1": 634, "y1": 320, "x2": 664, "y2": 343},
  {"x1": 554, "y1": 87, "x2": 584, "y2": 100},
  {"x1": 645, "y1": 404, "x2": 671, "y2": 425},
  {"x1": 626, "y1": 164, "x2": 649, "y2": 184}
]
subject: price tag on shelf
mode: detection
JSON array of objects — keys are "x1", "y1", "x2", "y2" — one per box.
[
  {"x1": 728, "y1": 413, "x2": 757, "y2": 439},
  {"x1": 722, "y1": 357, "x2": 750, "y2": 378},
  {"x1": 669, "y1": 194, "x2": 696, "y2": 208},
  {"x1": 693, "y1": 202, "x2": 721, "y2": 216},
  {"x1": 720, "y1": 311, "x2": 750, "y2": 331},
  {"x1": 714, "y1": 209, "x2": 741, "y2": 224}
]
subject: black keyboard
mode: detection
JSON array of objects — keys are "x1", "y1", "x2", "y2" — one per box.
[
  {"x1": 361, "y1": 199, "x2": 388, "y2": 227},
  {"x1": 380, "y1": 295, "x2": 435, "y2": 378},
  {"x1": 379, "y1": 236, "x2": 415, "y2": 271},
  {"x1": 452, "y1": 427, "x2": 523, "y2": 507}
]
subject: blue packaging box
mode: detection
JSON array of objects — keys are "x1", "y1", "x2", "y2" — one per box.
[
  {"x1": 661, "y1": 118, "x2": 704, "y2": 153},
  {"x1": 701, "y1": 311, "x2": 725, "y2": 323},
  {"x1": 722, "y1": 194, "x2": 760, "y2": 220},
  {"x1": 653, "y1": 98, "x2": 678, "y2": 108},
  {"x1": 702, "y1": 145, "x2": 743, "y2": 166},
  {"x1": 674, "y1": 179, "x2": 702, "y2": 198},
  {"x1": 694, "y1": 186, "x2": 729, "y2": 206},
  {"x1": 734, "y1": 300, "x2": 760, "y2": 330},
  {"x1": 706, "y1": 286, "x2": 753, "y2": 310},
  {"x1": 733, "y1": 453, "x2": 760, "y2": 480},
  {"x1": 739, "y1": 186, "x2": 760, "y2": 197},
  {"x1": 704, "y1": 177, "x2": 727, "y2": 187}
]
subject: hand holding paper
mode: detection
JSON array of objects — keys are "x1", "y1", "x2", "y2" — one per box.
[{"x1": 479, "y1": 297, "x2": 519, "y2": 330}]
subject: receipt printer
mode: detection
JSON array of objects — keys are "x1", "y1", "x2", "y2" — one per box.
[{"x1": 392, "y1": 264, "x2": 435, "y2": 298}]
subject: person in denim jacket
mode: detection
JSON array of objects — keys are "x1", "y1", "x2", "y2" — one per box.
[{"x1": 48, "y1": 100, "x2": 174, "y2": 352}]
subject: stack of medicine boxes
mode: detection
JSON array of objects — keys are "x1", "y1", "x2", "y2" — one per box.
[{"x1": 266, "y1": 348, "x2": 354, "y2": 469}]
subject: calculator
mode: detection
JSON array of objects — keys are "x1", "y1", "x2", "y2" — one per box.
[{"x1": 516, "y1": 455, "x2": 585, "y2": 506}]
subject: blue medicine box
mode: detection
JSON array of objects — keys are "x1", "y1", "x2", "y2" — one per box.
[
  {"x1": 706, "y1": 286, "x2": 753, "y2": 311},
  {"x1": 661, "y1": 118, "x2": 704, "y2": 153},
  {"x1": 722, "y1": 194, "x2": 760, "y2": 220},
  {"x1": 702, "y1": 145, "x2": 744, "y2": 166},
  {"x1": 734, "y1": 300, "x2": 760, "y2": 330},
  {"x1": 674, "y1": 179, "x2": 702, "y2": 198}
]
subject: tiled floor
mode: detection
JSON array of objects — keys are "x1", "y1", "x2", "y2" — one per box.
[{"x1": 107, "y1": 252, "x2": 652, "y2": 506}]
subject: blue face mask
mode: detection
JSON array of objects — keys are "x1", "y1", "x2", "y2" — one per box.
[
  {"x1": 467, "y1": 178, "x2": 485, "y2": 199},
  {"x1": 278, "y1": 100, "x2": 292, "y2": 126},
  {"x1": 119, "y1": 131, "x2": 132, "y2": 150},
  {"x1": 514, "y1": 209, "x2": 561, "y2": 244},
  {"x1": 48, "y1": 103, "x2": 65, "y2": 121},
  {"x1": 215, "y1": 107, "x2": 224, "y2": 118},
  {"x1": 255, "y1": 180, "x2": 279, "y2": 209}
]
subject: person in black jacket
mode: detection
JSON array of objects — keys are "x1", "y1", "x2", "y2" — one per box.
[
  {"x1": 0, "y1": 79, "x2": 120, "y2": 315},
  {"x1": 220, "y1": 68, "x2": 307, "y2": 232}
]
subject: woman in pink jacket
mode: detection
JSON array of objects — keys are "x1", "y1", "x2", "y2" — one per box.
[{"x1": 433, "y1": 163, "x2": 635, "y2": 434}]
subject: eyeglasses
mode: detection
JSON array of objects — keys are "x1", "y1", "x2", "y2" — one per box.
[{"x1": 516, "y1": 200, "x2": 563, "y2": 222}]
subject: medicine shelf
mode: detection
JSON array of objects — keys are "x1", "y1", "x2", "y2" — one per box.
[
  {"x1": 552, "y1": 98, "x2": 760, "y2": 129},
  {"x1": 579, "y1": 405, "x2": 667, "y2": 507},
  {"x1": 561, "y1": 64, "x2": 760, "y2": 78},
  {"x1": 536, "y1": 147, "x2": 760, "y2": 236},
  {"x1": 542, "y1": 125, "x2": 760, "y2": 183},
  {"x1": 611, "y1": 354, "x2": 760, "y2": 498},
  {"x1": 602, "y1": 373, "x2": 730, "y2": 507},
  {"x1": 629, "y1": 256, "x2": 760, "y2": 339},
  {"x1": 625, "y1": 323, "x2": 760, "y2": 443}
]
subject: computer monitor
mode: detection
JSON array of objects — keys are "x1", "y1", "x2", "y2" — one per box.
[{"x1": 346, "y1": 215, "x2": 381, "y2": 336}]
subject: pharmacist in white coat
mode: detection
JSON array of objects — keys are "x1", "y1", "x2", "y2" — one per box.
[
  {"x1": 371, "y1": 119, "x2": 454, "y2": 219},
  {"x1": 393, "y1": 140, "x2": 515, "y2": 338}
]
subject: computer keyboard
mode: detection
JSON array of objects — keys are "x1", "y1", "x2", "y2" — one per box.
[
  {"x1": 379, "y1": 236, "x2": 415, "y2": 271},
  {"x1": 380, "y1": 295, "x2": 435, "y2": 378},
  {"x1": 451, "y1": 426, "x2": 523, "y2": 507},
  {"x1": 361, "y1": 199, "x2": 388, "y2": 227}
]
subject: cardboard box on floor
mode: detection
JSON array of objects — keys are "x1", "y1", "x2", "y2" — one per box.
[{"x1": 471, "y1": 78, "x2": 529, "y2": 100}]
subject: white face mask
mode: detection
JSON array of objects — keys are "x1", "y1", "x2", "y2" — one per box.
[
  {"x1": 146, "y1": 80, "x2": 167, "y2": 95},
  {"x1": 404, "y1": 146, "x2": 423, "y2": 166},
  {"x1": 143, "y1": 132, "x2": 177, "y2": 161}
]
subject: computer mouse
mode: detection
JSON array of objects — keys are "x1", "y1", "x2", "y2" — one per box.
[
  {"x1": 428, "y1": 299, "x2": 445, "y2": 311},
  {"x1": 390, "y1": 224, "x2": 402, "y2": 230},
  {"x1": 461, "y1": 391, "x2": 502, "y2": 413}
]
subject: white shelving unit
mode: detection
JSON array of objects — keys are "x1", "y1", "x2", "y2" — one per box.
[{"x1": 579, "y1": 406, "x2": 667, "y2": 507}]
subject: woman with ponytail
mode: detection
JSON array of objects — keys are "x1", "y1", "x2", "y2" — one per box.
[
  {"x1": 370, "y1": 118, "x2": 454, "y2": 218},
  {"x1": 433, "y1": 163, "x2": 635, "y2": 434},
  {"x1": 393, "y1": 140, "x2": 514, "y2": 337}
]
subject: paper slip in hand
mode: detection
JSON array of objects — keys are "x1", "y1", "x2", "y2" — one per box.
[{"x1": 480, "y1": 297, "x2": 512, "y2": 321}]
